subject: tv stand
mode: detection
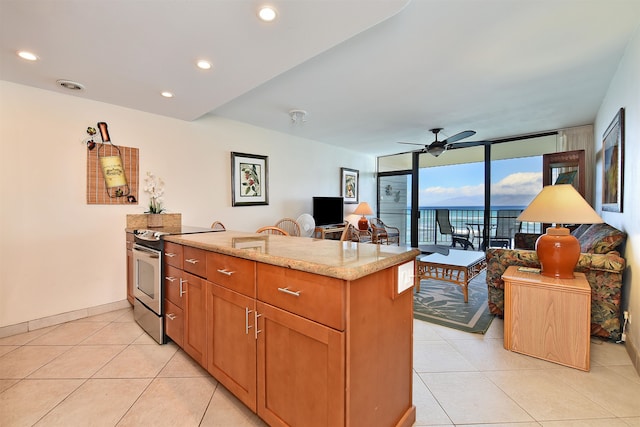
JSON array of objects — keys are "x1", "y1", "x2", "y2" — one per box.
[{"x1": 314, "y1": 224, "x2": 346, "y2": 239}]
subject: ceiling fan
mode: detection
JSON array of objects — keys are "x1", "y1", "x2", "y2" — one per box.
[{"x1": 399, "y1": 128, "x2": 488, "y2": 157}]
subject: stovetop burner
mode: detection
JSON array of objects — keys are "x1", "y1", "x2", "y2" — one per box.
[{"x1": 134, "y1": 225, "x2": 222, "y2": 249}]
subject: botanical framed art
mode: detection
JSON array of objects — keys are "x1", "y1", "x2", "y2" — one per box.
[
  {"x1": 340, "y1": 167, "x2": 359, "y2": 204},
  {"x1": 231, "y1": 152, "x2": 269, "y2": 206},
  {"x1": 602, "y1": 108, "x2": 624, "y2": 212}
]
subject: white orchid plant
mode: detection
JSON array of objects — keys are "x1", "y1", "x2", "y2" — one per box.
[{"x1": 144, "y1": 172, "x2": 165, "y2": 214}]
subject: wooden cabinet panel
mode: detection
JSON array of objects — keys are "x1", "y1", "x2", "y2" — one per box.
[
  {"x1": 164, "y1": 265, "x2": 184, "y2": 308},
  {"x1": 183, "y1": 272, "x2": 207, "y2": 366},
  {"x1": 165, "y1": 299, "x2": 183, "y2": 347},
  {"x1": 126, "y1": 233, "x2": 134, "y2": 305},
  {"x1": 206, "y1": 252, "x2": 256, "y2": 297},
  {"x1": 207, "y1": 282, "x2": 257, "y2": 411},
  {"x1": 257, "y1": 263, "x2": 345, "y2": 331},
  {"x1": 164, "y1": 242, "x2": 183, "y2": 268},
  {"x1": 256, "y1": 301, "x2": 345, "y2": 427},
  {"x1": 503, "y1": 266, "x2": 591, "y2": 371},
  {"x1": 184, "y1": 246, "x2": 207, "y2": 278}
]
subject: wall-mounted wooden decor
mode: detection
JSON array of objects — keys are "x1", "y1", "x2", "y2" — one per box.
[{"x1": 87, "y1": 143, "x2": 139, "y2": 205}]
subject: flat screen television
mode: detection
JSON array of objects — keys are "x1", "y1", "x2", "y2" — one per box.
[{"x1": 312, "y1": 196, "x2": 344, "y2": 226}]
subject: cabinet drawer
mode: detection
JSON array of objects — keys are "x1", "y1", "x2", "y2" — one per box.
[
  {"x1": 164, "y1": 299, "x2": 184, "y2": 347},
  {"x1": 164, "y1": 265, "x2": 184, "y2": 308},
  {"x1": 206, "y1": 253, "x2": 256, "y2": 297},
  {"x1": 164, "y1": 242, "x2": 183, "y2": 269},
  {"x1": 184, "y1": 246, "x2": 207, "y2": 277},
  {"x1": 257, "y1": 263, "x2": 345, "y2": 330}
]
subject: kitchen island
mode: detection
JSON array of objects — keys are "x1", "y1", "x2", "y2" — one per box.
[{"x1": 162, "y1": 230, "x2": 419, "y2": 427}]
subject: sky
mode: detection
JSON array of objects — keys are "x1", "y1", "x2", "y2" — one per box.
[{"x1": 418, "y1": 156, "x2": 543, "y2": 207}]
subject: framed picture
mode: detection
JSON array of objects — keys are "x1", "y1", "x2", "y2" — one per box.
[
  {"x1": 554, "y1": 170, "x2": 577, "y2": 185},
  {"x1": 340, "y1": 167, "x2": 359, "y2": 204},
  {"x1": 231, "y1": 152, "x2": 269, "y2": 206},
  {"x1": 602, "y1": 108, "x2": 624, "y2": 212}
]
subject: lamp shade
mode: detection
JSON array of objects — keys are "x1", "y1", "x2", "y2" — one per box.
[
  {"x1": 518, "y1": 184, "x2": 603, "y2": 279},
  {"x1": 517, "y1": 184, "x2": 603, "y2": 225},
  {"x1": 353, "y1": 202, "x2": 373, "y2": 216},
  {"x1": 353, "y1": 202, "x2": 373, "y2": 231}
]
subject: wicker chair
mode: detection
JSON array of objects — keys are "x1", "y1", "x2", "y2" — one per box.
[
  {"x1": 274, "y1": 218, "x2": 301, "y2": 236},
  {"x1": 370, "y1": 218, "x2": 400, "y2": 245},
  {"x1": 256, "y1": 226, "x2": 289, "y2": 236},
  {"x1": 340, "y1": 223, "x2": 371, "y2": 243},
  {"x1": 210, "y1": 221, "x2": 226, "y2": 231}
]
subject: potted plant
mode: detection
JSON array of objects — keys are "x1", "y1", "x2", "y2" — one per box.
[{"x1": 144, "y1": 172, "x2": 165, "y2": 227}]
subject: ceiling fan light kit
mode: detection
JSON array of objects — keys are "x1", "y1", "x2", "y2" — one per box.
[{"x1": 398, "y1": 128, "x2": 489, "y2": 157}]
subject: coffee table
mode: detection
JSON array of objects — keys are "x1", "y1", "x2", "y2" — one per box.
[{"x1": 415, "y1": 249, "x2": 486, "y2": 303}]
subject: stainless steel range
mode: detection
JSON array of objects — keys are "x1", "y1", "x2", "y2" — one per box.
[{"x1": 132, "y1": 226, "x2": 221, "y2": 343}]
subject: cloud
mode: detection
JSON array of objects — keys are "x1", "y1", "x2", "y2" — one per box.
[
  {"x1": 492, "y1": 172, "x2": 541, "y2": 196},
  {"x1": 420, "y1": 171, "x2": 542, "y2": 206}
]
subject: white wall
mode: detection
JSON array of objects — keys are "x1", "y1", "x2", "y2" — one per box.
[
  {"x1": 0, "y1": 81, "x2": 376, "y2": 327},
  {"x1": 594, "y1": 26, "x2": 640, "y2": 361}
]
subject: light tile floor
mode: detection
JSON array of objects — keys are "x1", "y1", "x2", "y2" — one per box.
[{"x1": 1, "y1": 308, "x2": 638, "y2": 426}]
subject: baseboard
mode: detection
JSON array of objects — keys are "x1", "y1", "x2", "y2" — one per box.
[
  {"x1": 625, "y1": 333, "x2": 640, "y2": 376},
  {"x1": 0, "y1": 299, "x2": 131, "y2": 339}
]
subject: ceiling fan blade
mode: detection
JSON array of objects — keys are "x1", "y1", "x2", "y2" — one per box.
[
  {"x1": 446, "y1": 140, "x2": 492, "y2": 149},
  {"x1": 442, "y1": 130, "x2": 476, "y2": 144},
  {"x1": 397, "y1": 141, "x2": 425, "y2": 146}
]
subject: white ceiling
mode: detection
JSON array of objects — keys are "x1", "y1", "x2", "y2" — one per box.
[{"x1": 2, "y1": 0, "x2": 639, "y2": 156}]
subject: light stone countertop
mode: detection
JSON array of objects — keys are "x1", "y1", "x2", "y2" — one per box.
[{"x1": 163, "y1": 230, "x2": 420, "y2": 281}]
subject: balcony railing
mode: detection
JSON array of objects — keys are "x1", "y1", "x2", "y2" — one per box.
[{"x1": 379, "y1": 207, "x2": 542, "y2": 249}]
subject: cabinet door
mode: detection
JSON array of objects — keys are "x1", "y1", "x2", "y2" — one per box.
[
  {"x1": 165, "y1": 299, "x2": 184, "y2": 347},
  {"x1": 207, "y1": 282, "x2": 257, "y2": 411},
  {"x1": 183, "y1": 272, "x2": 207, "y2": 366},
  {"x1": 256, "y1": 301, "x2": 345, "y2": 427}
]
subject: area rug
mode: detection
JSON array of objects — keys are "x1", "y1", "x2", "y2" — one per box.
[{"x1": 414, "y1": 271, "x2": 494, "y2": 334}]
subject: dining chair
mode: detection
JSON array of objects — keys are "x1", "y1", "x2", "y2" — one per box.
[
  {"x1": 210, "y1": 221, "x2": 226, "y2": 231},
  {"x1": 255, "y1": 226, "x2": 289, "y2": 236},
  {"x1": 274, "y1": 218, "x2": 301, "y2": 236}
]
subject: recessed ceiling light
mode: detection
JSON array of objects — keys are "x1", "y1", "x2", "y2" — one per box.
[
  {"x1": 56, "y1": 79, "x2": 84, "y2": 91},
  {"x1": 161, "y1": 91, "x2": 174, "y2": 98},
  {"x1": 258, "y1": 6, "x2": 277, "y2": 22},
  {"x1": 196, "y1": 60, "x2": 212, "y2": 70},
  {"x1": 17, "y1": 50, "x2": 38, "y2": 61}
]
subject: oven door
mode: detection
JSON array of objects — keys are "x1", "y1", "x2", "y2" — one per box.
[{"x1": 132, "y1": 244, "x2": 162, "y2": 315}]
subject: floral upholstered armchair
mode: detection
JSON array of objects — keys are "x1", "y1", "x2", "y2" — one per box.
[{"x1": 486, "y1": 222, "x2": 626, "y2": 340}]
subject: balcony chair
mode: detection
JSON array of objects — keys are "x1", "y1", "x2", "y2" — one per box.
[
  {"x1": 274, "y1": 218, "x2": 301, "y2": 236},
  {"x1": 255, "y1": 226, "x2": 289, "y2": 236},
  {"x1": 435, "y1": 209, "x2": 473, "y2": 250},
  {"x1": 488, "y1": 210, "x2": 522, "y2": 249},
  {"x1": 369, "y1": 218, "x2": 400, "y2": 245}
]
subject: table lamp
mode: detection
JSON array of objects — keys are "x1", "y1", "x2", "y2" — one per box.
[
  {"x1": 517, "y1": 184, "x2": 603, "y2": 279},
  {"x1": 353, "y1": 202, "x2": 374, "y2": 231}
]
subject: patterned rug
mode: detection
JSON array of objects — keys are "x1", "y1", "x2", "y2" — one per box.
[{"x1": 414, "y1": 271, "x2": 495, "y2": 334}]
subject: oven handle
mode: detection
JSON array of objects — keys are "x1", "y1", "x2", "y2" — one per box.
[{"x1": 133, "y1": 244, "x2": 160, "y2": 258}]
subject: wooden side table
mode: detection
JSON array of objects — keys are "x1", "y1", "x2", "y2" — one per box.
[{"x1": 502, "y1": 265, "x2": 591, "y2": 371}]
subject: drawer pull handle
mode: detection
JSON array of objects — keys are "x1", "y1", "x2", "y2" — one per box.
[
  {"x1": 165, "y1": 276, "x2": 176, "y2": 283},
  {"x1": 255, "y1": 311, "x2": 262, "y2": 339},
  {"x1": 216, "y1": 269, "x2": 235, "y2": 276},
  {"x1": 179, "y1": 278, "x2": 187, "y2": 296},
  {"x1": 165, "y1": 252, "x2": 177, "y2": 258},
  {"x1": 277, "y1": 287, "x2": 300, "y2": 297},
  {"x1": 166, "y1": 313, "x2": 176, "y2": 320},
  {"x1": 246, "y1": 308, "x2": 253, "y2": 335},
  {"x1": 185, "y1": 258, "x2": 199, "y2": 264}
]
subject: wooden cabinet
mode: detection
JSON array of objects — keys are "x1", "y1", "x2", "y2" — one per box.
[
  {"x1": 256, "y1": 301, "x2": 344, "y2": 427},
  {"x1": 503, "y1": 266, "x2": 591, "y2": 371},
  {"x1": 206, "y1": 282, "x2": 257, "y2": 410},
  {"x1": 163, "y1": 239, "x2": 416, "y2": 427},
  {"x1": 126, "y1": 232, "x2": 134, "y2": 305},
  {"x1": 163, "y1": 243, "x2": 207, "y2": 365}
]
